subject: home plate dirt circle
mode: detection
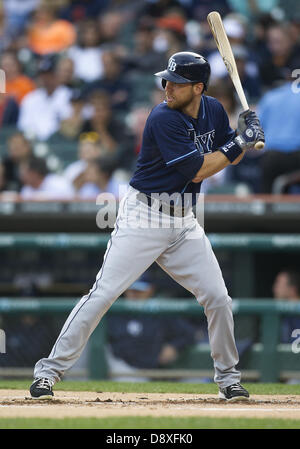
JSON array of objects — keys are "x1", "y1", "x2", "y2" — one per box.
[{"x1": 1, "y1": 390, "x2": 300, "y2": 419}]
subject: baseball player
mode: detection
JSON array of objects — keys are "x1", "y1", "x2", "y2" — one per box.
[{"x1": 30, "y1": 52, "x2": 264, "y2": 401}]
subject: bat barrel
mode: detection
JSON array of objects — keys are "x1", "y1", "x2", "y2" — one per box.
[{"x1": 207, "y1": 11, "x2": 265, "y2": 152}]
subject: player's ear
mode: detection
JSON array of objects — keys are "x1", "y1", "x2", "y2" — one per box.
[{"x1": 193, "y1": 82, "x2": 204, "y2": 95}]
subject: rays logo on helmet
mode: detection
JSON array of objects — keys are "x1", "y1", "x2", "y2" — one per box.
[{"x1": 168, "y1": 58, "x2": 177, "y2": 72}]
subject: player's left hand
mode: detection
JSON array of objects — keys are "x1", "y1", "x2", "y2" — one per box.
[{"x1": 235, "y1": 110, "x2": 265, "y2": 150}]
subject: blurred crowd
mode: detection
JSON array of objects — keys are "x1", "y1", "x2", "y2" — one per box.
[{"x1": 0, "y1": 0, "x2": 300, "y2": 199}]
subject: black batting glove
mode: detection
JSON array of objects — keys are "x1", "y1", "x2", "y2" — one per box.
[
  {"x1": 238, "y1": 110, "x2": 260, "y2": 131},
  {"x1": 235, "y1": 110, "x2": 265, "y2": 150},
  {"x1": 219, "y1": 110, "x2": 265, "y2": 163}
]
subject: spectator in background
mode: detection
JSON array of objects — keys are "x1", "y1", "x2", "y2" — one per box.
[
  {"x1": 206, "y1": 13, "x2": 262, "y2": 102},
  {"x1": 155, "y1": 8, "x2": 188, "y2": 58},
  {"x1": 207, "y1": 79, "x2": 239, "y2": 129},
  {"x1": 59, "y1": 0, "x2": 109, "y2": 23},
  {"x1": 106, "y1": 0, "x2": 145, "y2": 41},
  {"x1": 250, "y1": 13, "x2": 278, "y2": 67},
  {"x1": 2, "y1": 0, "x2": 41, "y2": 38},
  {"x1": 2, "y1": 132, "x2": 33, "y2": 191},
  {"x1": 207, "y1": 79, "x2": 263, "y2": 194},
  {"x1": 1, "y1": 50, "x2": 36, "y2": 104},
  {"x1": 18, "y1": 56, "x2": 73, "y2": 141},
  {"x1": 1, "y1": 313, "x2": 55, "y2": 368},
  {"x1": 81, "y1": 90, "x2": 118, "y2": 154},
  {"x1": 97, "y1": 10, "x2": 127, "y2": 48},
  {"x1": 258, "y1": 75, "x2": 300, "y2": 193},
  {"x1": 227, "y1": 45, "x2": 262, "y2": 106},
  {"x1": 56, "y1": 56, "x2": 81, "y2": 90},
  {"x1": 0, "y1": 2, "x2": 12, "y2": 52},
  {"x1": 26, "y1": 2, "x2": 76, "y2": 56},
  {"x1": 155, "y1": 25, "x2": 186, "y2": 60},
  {"x1": 59, "y1": 88, "x2": 87, "y2": 140},
  {"x1": 208, "y1": 14, "x2": 248, "y2": 82},
  {"x1": 123, "y1": 104, "x2": 151, "y2": 170},
  {"x1": 0, "y1": 162, "x2": 6, "y2": 192},
  {"x1": 63, "y1": 132, "x2": 106, "y2": 192},
  {"x1": 106, "y1": 273, "x2": 196, "y2": 382},
  {"x1": 272, "y1": 269, "x2": 300, "y2": 345},
  {"x1": 0, "y1": 92, "x2": 19, "y2": 127},
  {"x1": 140, "y1": 0, "x2": 187, "y2": 19},
  {"x1": 20, "y1": 156, "x2": 74, "y2": 200},
  {"x1": 84, "y1": 49, "x2": 130, "y2": 114},
  {"x1": 225, "y1": 148, "x2": 264, "y2": 194},
  {"x1": 81, "y1": 89, "x2": 134, "y2": 167},
  {"x1": 119, "y1": 17, "x2": 162, "y2": 106},
  {"x1": 124, "y1": 16, "x2": 166, "y2": 75},
  {"x1": 289, "y1": 16, "x2": 300, "y2": 48},
  {"x1": 77, "y1": 156, "x2": 121, "y2": 200},
  {"x1": 259, "y1": 23, "x2": 300, "y2": 90},
  {"x1": 67, "y1": 19, "x2": 104, "y2": 83},
  {"x1": 278, "y1": 0, "x2": 300, "y2": 23}
]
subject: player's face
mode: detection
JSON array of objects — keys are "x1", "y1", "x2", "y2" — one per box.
[{"x1": 165, "y1": 81, "x2": 195, "y2": 110}]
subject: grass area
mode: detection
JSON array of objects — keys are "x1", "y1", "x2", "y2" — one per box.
[
  {"x1": 0, "y1": 416, "x2": 300, "y2": 429},
  {"x1": 1, "y1": 380, "x2": 300, "y2": 395}
]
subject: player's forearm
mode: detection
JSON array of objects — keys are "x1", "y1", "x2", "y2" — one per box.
[
  {"x1": 193, "y1": 108, "x2": 264, "y2": 183},
  {"x1": 191, "y1": 151, "x2": 230, "y2": 183}
]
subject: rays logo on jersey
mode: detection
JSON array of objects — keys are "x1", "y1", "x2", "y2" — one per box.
[
  {"x1": 168, "y1": 58, "x2": 176, "y2": 71},
  {"x1": 188, "y1": 128, "x2": 215, "y2": 154}
]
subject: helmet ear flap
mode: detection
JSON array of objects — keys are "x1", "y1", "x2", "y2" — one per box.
[{"x1": 162, "y1": 79, "x2": 166, "y2": 89}]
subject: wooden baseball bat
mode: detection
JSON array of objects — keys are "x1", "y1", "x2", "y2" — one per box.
[{"x1": 207, "y1": 11, "x2": 264, "y2": 150}]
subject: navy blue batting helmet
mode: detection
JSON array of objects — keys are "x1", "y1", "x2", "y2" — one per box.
[{"x1": 155, "y1": 51, "x2": 211, "y2": 90}]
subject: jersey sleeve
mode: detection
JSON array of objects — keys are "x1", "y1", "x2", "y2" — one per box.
[{"x1": 150, "y1": 110, "x2": 204, "y2": 179}]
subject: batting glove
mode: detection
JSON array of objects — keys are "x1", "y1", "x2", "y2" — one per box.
[{"x1": 236, "y1": 110, "x2": 265, "y2": 150}]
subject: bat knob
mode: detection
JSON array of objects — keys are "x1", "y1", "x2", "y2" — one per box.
[{"x1": 254, "y1": 141, "x2": 265, "y2": 150}]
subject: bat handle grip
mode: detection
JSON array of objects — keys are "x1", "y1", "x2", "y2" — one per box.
[{"x1": 254, "y1": 141, "x2": 265, "y2": 150}]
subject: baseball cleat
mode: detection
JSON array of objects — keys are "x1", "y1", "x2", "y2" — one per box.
[
  {"x1": 218, "y1": 383, "x2": 250, "y2": 401},
  {"x1": 30, "y1": 377, "x2": 54, "y2": 399}
]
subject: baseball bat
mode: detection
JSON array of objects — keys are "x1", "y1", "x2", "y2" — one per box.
[{"x1": 207, "y1": 11, "x2": 264, "y2": 150}]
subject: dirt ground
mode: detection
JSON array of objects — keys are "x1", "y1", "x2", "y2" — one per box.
[{"x1": 1, "y1": 390, "x2": 300, "y2": 420}]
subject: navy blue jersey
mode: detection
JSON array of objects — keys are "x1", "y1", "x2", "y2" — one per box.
[{"x1": 130, "y1": 95, "x2": 235, "y2": 205}]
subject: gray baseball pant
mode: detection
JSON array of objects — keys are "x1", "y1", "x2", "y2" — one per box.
[{"x1": 34, "y1": 187, "x2": 240, "y2": 388}]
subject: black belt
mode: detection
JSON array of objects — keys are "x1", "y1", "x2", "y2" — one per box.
[{"x1": 136, "y1": 192, "x2": 190, "y2": 217}]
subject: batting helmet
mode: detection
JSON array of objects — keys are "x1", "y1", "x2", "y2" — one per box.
[{"x1": 155, "y1": 51, "x2": 211, "y2": 90}]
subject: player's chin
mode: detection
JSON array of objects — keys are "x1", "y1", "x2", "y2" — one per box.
[{"x1": 166, "y1": 101, "x2": 178, "y2": 110}]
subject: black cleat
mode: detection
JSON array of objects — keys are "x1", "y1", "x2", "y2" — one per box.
[
  {"x1": 218, "y1": 383, "x2": 250, "y2": 401},
  {"x1": 30, "y1": 378, "x2": 54, "y2": 399}
]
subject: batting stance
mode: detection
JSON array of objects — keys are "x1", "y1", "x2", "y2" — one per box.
[{"x1": 30, "y1": 52, "x2": 264, "y2": 401}]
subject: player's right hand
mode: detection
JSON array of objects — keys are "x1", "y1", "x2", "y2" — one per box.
[{"x1": 238, "y1": 109, "x2": 260, "y2": 130}]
